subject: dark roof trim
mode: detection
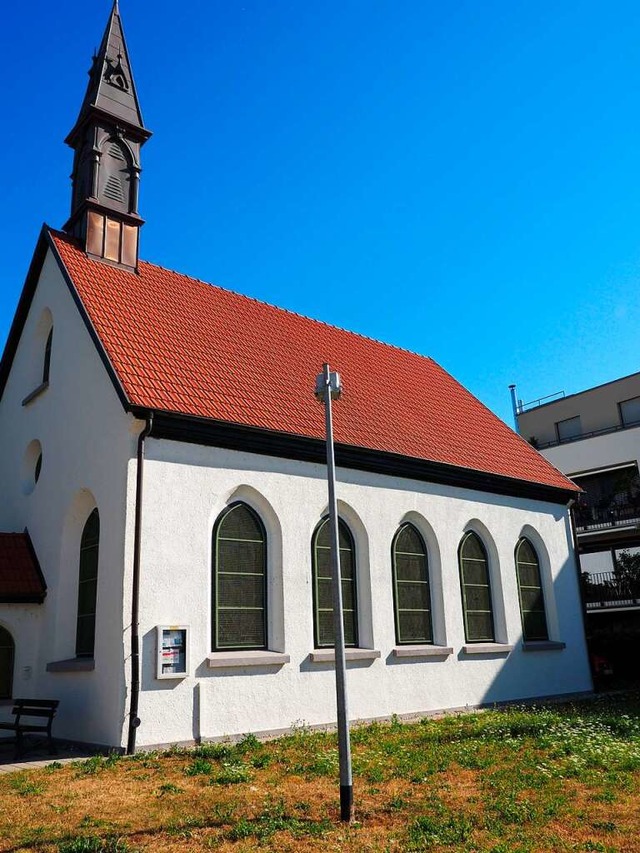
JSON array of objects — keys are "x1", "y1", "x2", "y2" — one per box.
[
  {"x1": 47, "y1": 232, "x2": 130, "y2": 409},
  {"x1": 0, "y1": 225, "x2": 49, "y2": 400},
  {"x1": 0, "y1": 226, "x2": 130, "y2": 410},
  {"x1": 0, "y1": 529, "x2": 47, "y2": 604},
  {"x1": 140, "y1": 408, "x2": 576, "y2": 505}
]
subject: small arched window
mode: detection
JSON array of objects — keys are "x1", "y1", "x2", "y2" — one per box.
[
  {"x1": 459, "y1": 531, "x2": 495, "y2": 643},
  {"x1": 76, "y1": 508, "x2": 100, "y2": 657},
  {"x1": 515, "y1": 538, "x2": 549, "y2": 641},
  {"x1": 312, "y1": 517, "x2": 357, "y2": 648},
  {"x1": 42, "y1": 328, "x2": 53, "y2": 384},
  {"x1": 212, "y1": 503, "x2": 267, "y2": 651},
  {"x1": 0, "y1": 627, "x2": 15, "y2": 700},
  {"x1": 392, "y1": 523, "x2": 432, "y2": 644}
]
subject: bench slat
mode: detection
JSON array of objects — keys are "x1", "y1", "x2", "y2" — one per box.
[
  {"x1": 13, "y1": 709, "x2": 57, "y2": 718},
  {"x1": 13, "y1": 699, "x2": 59, "y2": 708}
]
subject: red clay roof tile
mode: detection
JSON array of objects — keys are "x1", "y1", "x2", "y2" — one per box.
[
  {"x1": 50, "y1": 230, "x2": 576, "y2": 493},
  {"x1": 0, "y1": 534, "x2": 46, "y2": 602}
]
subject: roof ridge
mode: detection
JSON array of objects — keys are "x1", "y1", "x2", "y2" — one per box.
[
  {"x1": 49, "y1": 226, "x2": 434, "y2": 361},
  {"x1": 139, "y1": 254, "x2": 437, "y2": 364}
]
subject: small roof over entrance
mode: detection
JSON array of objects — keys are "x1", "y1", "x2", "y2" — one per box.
[{"x1": 0, "y1": 533, "x2": 47, "y2": 603}]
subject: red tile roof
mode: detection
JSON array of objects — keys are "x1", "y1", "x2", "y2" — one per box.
[
  {"x1": 0, "y1": 534, "x2": 46, "y2": 602},
  {"x1": 50, "y1": 230, "x2": 576, "y2": 494}
]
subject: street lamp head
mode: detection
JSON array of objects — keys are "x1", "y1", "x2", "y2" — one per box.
[{"x1": 315, "y1": 367, "x2": 342, "y2": 402}]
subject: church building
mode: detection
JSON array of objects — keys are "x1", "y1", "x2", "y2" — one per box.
[{"x1": 0, "y1": 2, "x2": 592, "y2": 751}]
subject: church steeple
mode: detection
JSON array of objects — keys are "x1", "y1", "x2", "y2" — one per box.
[{"x1": 64, "y1": 0, "x2": 151, "y2": 271}]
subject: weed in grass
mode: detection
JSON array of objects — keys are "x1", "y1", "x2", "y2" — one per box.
[
  {"x1": 212, "y1": 761, "x2": 252, "y2": 784},
  {"x1": 591, "y1": 820, "x2": 617, "y2": 832},
  {"x1": 250, "y1": 751, "x2": 271, "y2": 768},
  {"x1": 10, "y1": 775, "x2": 44, "y2": 796},
  {"x1": 193, "y1": 741, "x2": 233, "y2": 760},
  {"x1": 237, "y1": 732, "x2": 261, "y2": 753},
  {"x1": 184, "y1": 758, "x2": 213, "y2": 776},
  {"x1": 582, "y1": 842, "x2": 616, "y2": 853},
  {"x1": 75, "y1": 756, "x2": 105, "y2": 777},
  {"x1": 227, "y1": 797, "x2": 330, "y2": 841},
  {"x1": 165, "y1": 815, "x2": 209, "y2": 839},
  {"x1": 487, "y1": 792, "x2": 539, "y2": 826},
  {"x1": 46, "y1": 761, "x2": 64, "y2": 771},
  {"x1": 386, "y1": 794, "x2": 408, "y2": 811},
  {"x1": 406, "y1": 812, "x2": 474, "y2": 849},
  {"x1": 593, "y1": 789, "x2": 617, "y2": 804},
  {"x1": 80, "y1": 817, "x2": 112, "y2": 830},
  {"x1": 293, "y1": 747, "x2": 339, "y2": 777},
  {"x1": 57, "y1": 836, "x2": 133, "y2": 853},
  {"x1": 157, "y1": 782, "x2": 184, "y2": 795}
]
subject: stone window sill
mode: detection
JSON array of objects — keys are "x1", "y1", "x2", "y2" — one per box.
[
  {"x1": 22, "y1": 382, "x2": 49, "y2": 407},
  {"x1": 521, "y1": 641, "x2": 566, "y2": 652},
  {"x1": 310, "y1": 649, "x2": 381, "y2": 663},
  {"x1": 461, "y1": 643, "x2": 513, "y2": 655},
  {"x1": 392, "y1": 645, "x2": 454, "y2": 658},
  {"x1": 46, "y1": 658, "x2": 95, "y2": 673},
  {"x1": 207, "y1": 651, "x2": 290, "y2": 669}
]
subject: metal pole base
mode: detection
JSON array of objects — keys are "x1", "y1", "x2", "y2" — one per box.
[{"x1": 340, "y1": 784, "x2": 354, "y2": 822}]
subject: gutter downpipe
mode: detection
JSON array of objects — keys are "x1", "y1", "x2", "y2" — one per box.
[{"x1": 127, "y1": 411, "x2": 154, "y2": 754}]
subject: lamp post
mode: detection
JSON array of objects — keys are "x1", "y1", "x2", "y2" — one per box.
[{"x1": 314, "y1": 362, "x2": 354, "y2": 823}]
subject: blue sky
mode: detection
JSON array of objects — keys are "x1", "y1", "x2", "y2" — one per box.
[{"x1": 3, "y1": 0, "x2": 640, "y2": 426}]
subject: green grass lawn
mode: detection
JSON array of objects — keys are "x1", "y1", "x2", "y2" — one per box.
[{"x1": 1, "y1": 691, "x2": 640, "y2": 852}]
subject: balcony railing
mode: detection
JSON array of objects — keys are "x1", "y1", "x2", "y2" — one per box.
[
  {"x1": 534, "y1": 417, "x2": 640, "y2": 450},
  {"x1": 582, "y1": 571, "x2": 640, "y2": 610},
  {"x1": 574, "y1": 495, "x2": 640, "y2": 533}
]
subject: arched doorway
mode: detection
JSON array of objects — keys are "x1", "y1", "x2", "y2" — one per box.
[{"x1": 0, "y1": 627, "x2": 14, "y2": 699}]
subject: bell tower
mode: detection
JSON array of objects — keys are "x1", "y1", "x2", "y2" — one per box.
[{"x1": 64, "y1": 0, "x2": 152, "y2": 271}]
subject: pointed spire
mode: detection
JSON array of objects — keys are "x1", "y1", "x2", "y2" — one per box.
[
  {"x1": 63, "y1": 2, "x2": 152, "y2": 271},
  {"x1": 66, "y1": 0, "x2": 149, "y2": 146}
]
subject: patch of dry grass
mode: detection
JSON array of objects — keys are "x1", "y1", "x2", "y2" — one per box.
[{"x1": 1, "y1": 694, "x2": 640, "y2": 852}]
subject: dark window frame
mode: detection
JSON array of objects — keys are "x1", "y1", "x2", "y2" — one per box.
[
  {"x1": 0, "y1": 626, "x2": 15, "y2": 700},
  {"x1": 75, "y1": 508, "x2": 100, "y2": 658},
  {"x1": 211, "y1": 502, "x2": 268, "y2": 652},
  {"x1": 515, "y1": 537, "x2": 549, "y2": 641},
  {"x1": 391, "y1": 523, "x2": 433, "y2": 645},
  {"x1": 42, "y1": 328, "x2": 53, "y2": 384},
  {"x1": 555, "y1": 415, "x2": 582, "y2": 443},
  {"x1": 458, "y1": 531, "x2": 496, "y2": 643},
  {"x1": 618, "y1": 395, "x2": 640, "y2": 428},
  {"x1": 311, "y1": 517, "x2": 358, "y2": 649}
]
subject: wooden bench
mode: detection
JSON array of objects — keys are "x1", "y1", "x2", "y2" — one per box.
[{"x1": 0, "y1": 699, "x2": 59, "y2": 759}]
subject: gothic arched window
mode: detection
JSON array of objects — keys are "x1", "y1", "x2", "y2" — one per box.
[
  {"x1": 515, "y1": 538, "x2": 549, "y2": 641},
  {"x1": 76, "y1": 508, "x2": 100, "y2": 657},
  {"x1": 458, "y1": 531, "x2": 495, "y2": 643},
  {"x1": 312, "y1": 518, "x2": 357, "y2": 648},
  {"x1": 392, "y1": 523, "x2": 432, "y2": 644},
  {"x1": 0, "y1": 627, "x2": 15, "y2": 700},
  {"x1": 212, "y1": 503, "x2": 267, "y2": 651}
]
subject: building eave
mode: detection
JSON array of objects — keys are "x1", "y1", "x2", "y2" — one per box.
[{"x1": 138, "y1": 407, "x2": 578, "y2": 505}]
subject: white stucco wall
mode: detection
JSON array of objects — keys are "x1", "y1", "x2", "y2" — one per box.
[
  {"x1": 0, "y1": 248, "x2": 138, "y2": 746},
  {"x1": 134, "y1": 438, "x2": 592, "y2": 748}
]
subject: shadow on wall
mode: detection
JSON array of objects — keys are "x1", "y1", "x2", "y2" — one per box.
[{"x1": 470, "y1": 522, "x2": 593, "y2": 708}]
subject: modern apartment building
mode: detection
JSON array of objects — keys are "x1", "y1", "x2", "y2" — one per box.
[{"x1": 516, "y1": 373, "x2": 640, "y2": 680}]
